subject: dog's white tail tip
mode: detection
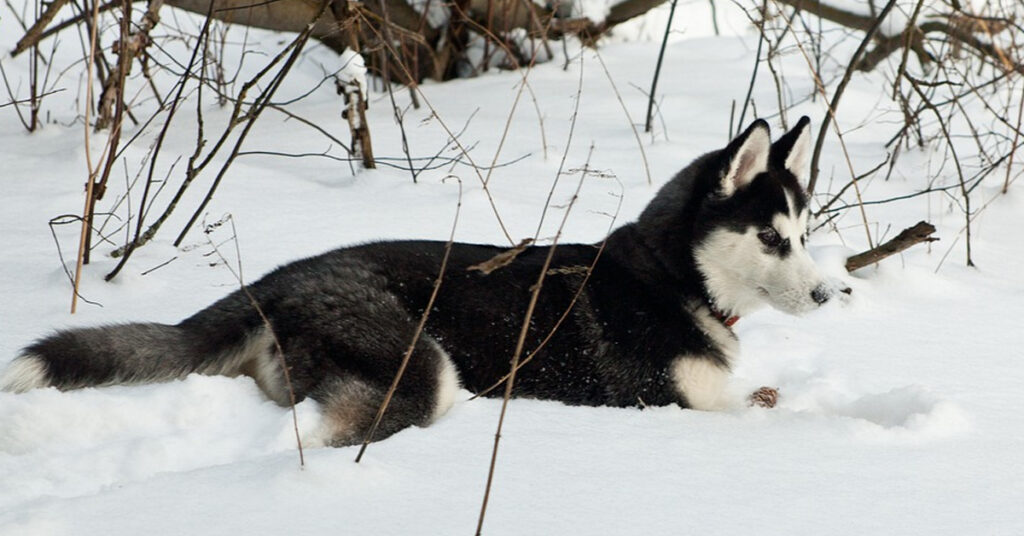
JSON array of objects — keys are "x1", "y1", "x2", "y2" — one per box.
[{"x1": 0, "y1": 355, "x2": 50, "y2": 393}]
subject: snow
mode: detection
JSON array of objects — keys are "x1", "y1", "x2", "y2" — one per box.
[
  {"x1": 336, "y1": 48, "x2": 368, "y2": 99},
  {"x1": 2, "y1": 2, "x2": 1024, "y2": 535},
  {"x1": 571, "y1": 0, "x2": 612, "y2": 23},
  {"x1": 407, "y1": 0, "x2": 451, "y2": 29}
]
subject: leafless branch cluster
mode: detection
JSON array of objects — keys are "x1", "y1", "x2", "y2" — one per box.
[
  {"x1": 4, "y1": 0, "x2": 563, "y2": 288},
  {"x1": 12, "y1": 0, "x2": 673, "y2": 86},
  {"x1": 733, "y1": 0, "x2": 1022, "y2": 268}
]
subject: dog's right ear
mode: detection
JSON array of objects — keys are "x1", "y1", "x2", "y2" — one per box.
[
  {"x1": 770, "y1": 116, "x2": 812, "y2": 183},
  {"x1": 719, "y1": 120, "x2": 770, "y2": 197}
]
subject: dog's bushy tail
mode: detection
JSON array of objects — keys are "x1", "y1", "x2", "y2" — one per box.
[{"x1": 1, "y1": 319, "x2": 271, "y2": 394}]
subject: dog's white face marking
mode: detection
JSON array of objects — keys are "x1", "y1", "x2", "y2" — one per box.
[{"x1": 695, "y1": 190, "x2": 828, "y2": 317}]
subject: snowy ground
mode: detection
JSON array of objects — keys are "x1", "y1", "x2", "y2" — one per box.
[{"x1": 1, "y1": 2, "x2": 1023, "y2": 535}]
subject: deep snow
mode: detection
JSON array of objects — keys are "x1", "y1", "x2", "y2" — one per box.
[{"x1": 1, "y1": 1, "x2": 1023, "y2": 534}]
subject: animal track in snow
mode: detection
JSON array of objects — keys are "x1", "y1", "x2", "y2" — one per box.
[{"x1": 775, "y1": 377, "x2": 970, "y2": 441}]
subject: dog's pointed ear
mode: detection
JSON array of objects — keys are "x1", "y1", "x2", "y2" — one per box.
[
  {"x1": 770, "y1": 116, "x2": 812, "y2": 183},
  {"x1": 720, "y1": 120, "x2": 770, "y2": 196}
]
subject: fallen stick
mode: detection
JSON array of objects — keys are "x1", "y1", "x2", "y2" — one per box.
[
  {"x1": 845, "y1": 221, "x2": 938, "y2": 272},
  {"x1": 12, "y1": 0, "x2": 71, "y2": 57}
]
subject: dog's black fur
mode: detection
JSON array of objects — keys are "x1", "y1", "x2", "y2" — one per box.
[{"x1": 5, "y1": 118, "x2": 819, "y2": 446}]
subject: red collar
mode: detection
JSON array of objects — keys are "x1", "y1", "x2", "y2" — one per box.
[{"x1": 709, "y1": 306, "x2": 740, "y2": 328}]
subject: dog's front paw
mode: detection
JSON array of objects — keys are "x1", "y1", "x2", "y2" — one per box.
[{"x1": 748, "y1": 386, "x2": 779, "y2": 408}]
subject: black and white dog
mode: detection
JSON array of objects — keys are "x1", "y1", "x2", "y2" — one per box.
[{"x1": 1, "y1": 117, "x2": 835, "y2": 446}]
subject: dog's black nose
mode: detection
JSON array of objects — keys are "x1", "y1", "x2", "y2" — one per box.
[{"x1": 811, "y1": 285, "x2": 831, "y2": 305}]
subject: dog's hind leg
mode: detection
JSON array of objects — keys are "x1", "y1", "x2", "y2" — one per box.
[{"x1": 310, "y1": 336, "x2": 461, "y2": 447}]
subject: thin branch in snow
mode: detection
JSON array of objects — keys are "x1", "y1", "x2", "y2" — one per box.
[
  {"x1": 532, "y1": 49, "x2": 586, "y2": 240},
  {"x1": 594, "y1": 48, "x2": 652, "y2": 185},
  {"x1": 765, "y1": 0, "x2": 881, "y2": 251},
  {"x1": 172, "y1": 0, "x2": 332, "y2": 247},
  {"x1": 201, "y1": 214, "x2": 305, "y2": 467},
  {"x1": 1004, "y1": 81, "x2": 1024, "y2": 194},
  {"x1": 737, "y1": 0, "x2": 768, "y2": 133},
  {"x1": 72, "y1": 0, "x2": 107, "y2": 313},
  {"x1": 475, "y1": 143, "x2": 597, "y2": 536},
  {"x1": 354, "y1": 176, "x2": 463, "y2": 462},
  {"x1": 471, "y1": 177, "x2": 624, "y2": 400},
  {"x1": 49, "y1": 214, "x2": 105, "y2": 309},
  {"x1": 645, "y1": 0, "x2": 677, "y2": 134},
  {"x1": 105, "y1": 5, "x2": 215, "y2": 280},
  {"x1": 357, "y1": 11, "x2": 517, "y2": 245},
  {"x1": 806, "y1": 0, "x2": 899, "y2": 197}
]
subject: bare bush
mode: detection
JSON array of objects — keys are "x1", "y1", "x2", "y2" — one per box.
[{"x1": 723, "y1": 0, "x2": 1022, "y2": 267}]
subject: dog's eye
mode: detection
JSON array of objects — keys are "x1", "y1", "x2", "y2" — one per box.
[{"x1": 758, "y1": 228, "x2": 781, "y2": 247}]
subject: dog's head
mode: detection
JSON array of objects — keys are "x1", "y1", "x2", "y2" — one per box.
[{"x1": 689, "y1": 117, "x2": 833, "y2": 317}]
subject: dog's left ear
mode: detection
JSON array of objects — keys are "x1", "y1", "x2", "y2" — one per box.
[
  {"x1": 720, "y1": 119, "x2": 771, "y2": 197},
  {"x1": 770, "y1": 116, "x2": 812, "y2": 183}
]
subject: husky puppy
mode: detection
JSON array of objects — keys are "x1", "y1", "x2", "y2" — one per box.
[{"x1": 1, "y1": 118, "x2": 834, "y2": 446}]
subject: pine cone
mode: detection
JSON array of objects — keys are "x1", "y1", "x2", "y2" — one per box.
[{"x1": 749, "y1": 386, "x2": 779, "y2": 408}]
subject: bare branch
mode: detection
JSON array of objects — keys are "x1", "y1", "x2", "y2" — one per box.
[{"x1": 845, "y1": 221, "x2": 938, "y2": 272}]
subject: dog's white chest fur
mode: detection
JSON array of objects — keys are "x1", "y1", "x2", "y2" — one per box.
[{"x1": 670, "y1": 307, "x2": 738, "y2": 411}]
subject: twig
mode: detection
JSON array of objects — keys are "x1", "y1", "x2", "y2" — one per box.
[
  {"x1": 233, "y1": 146, "x2": 531, "y2": 172},
  {"x1": 767, "y1": 0, "x2": 879, "y2": 251},
  {"x1": 83, "y1": 0, "x2": 137, "y2": 265},
  {"x1": 737, "y1": 0, "x2": 768, "y2": 132},
  {"x1": 357, "y1": 12, "x2": 516, "y2": 245},
  {"x1": 816, "y1": 171, "x2": 991, "y2": 215},
  {"x1": 0, "y1": 86, "x2": 65, "y2": 109},
  {"x1": 105, "y1": 6, "x2": 215, "y2": 280},
  {"x1": 845, "y1": 221, "x2": 937, "y2": 272},
  {"x1": 203, "y1": 215, "x2": 305, "y2": 467},
  {"x1": 471, "y1": 178, "x2": 624, "y2": 400},
  {"x1": 533, "y1": 49, "x2": 585, "y2": 240},
  {"x1": 173, "y1": 0, "x2": 330, "y2": 247},
  {"x1": 139, "y1": 256, "x2": 177, "y2": 276},
  {"x1": 0, "y1": 58, "x2": 33, "y2": 130},
  {"x1": 354, "y1": 176, "x2": 463, "y2": 462},
  {"x1": 594, "y1": 49, "x2": 651, "y2": 185},
  {"x1": 467, "y1": 238, "x2": 534, "y2": 274},
  {"x1": 49, "y1": 214, "x2": 104, "y2": 308},
  {"x1": 708, "y1": 0, "x2": 720, "y2": 36},
  {"x1": 451, "y1": 5, "x2": 554, "y2": 188},
  {"x1": 336, "y1": 47, "x2": 375, "y2": 167},
  {"x1": 807, "y1": 0, "x2": 899, "y2": 194},
  {"x1": 72, "y1": 0, "x2": 106, "y2": 314},
  {"x1": 22, "y1": 0, "x2": 122, "y2": 50},
  {"x1": 813, "y1": 154, "x2": 891, "y2": 216},
  {"x1": 267, "y1": 103, "x2": 352, "y2": 154},
  {"x1": 768, "y1": 0, "x2": 1022, "y2": 74},
  {"x1": 645, "y1": 0, "x2": 677, "y2": 133},
  {"x1": 728, "y1": 99, "x2": 735, "y2": 140},
  {"x1": 377, "y1": 0, "x2": 415, "y2": 178},
  {"x1": 475, "y1": 144, "x2": 596, "y2": 536},
  {"x1": 904, "y1": 72, "x2": 973, "y2": 266},
  {"x1": 523, "y1": 72, "x2": 549, "y2": 160},
  {"x1": 12, "y1": 0, "x2": 72, "y2": 56},
  {"x1": 1004, "y1": 80, "x2": 1024, "y2": 194},
  {"x1": 28, "y1": 0, "x2": 40, "y2": 132}
]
